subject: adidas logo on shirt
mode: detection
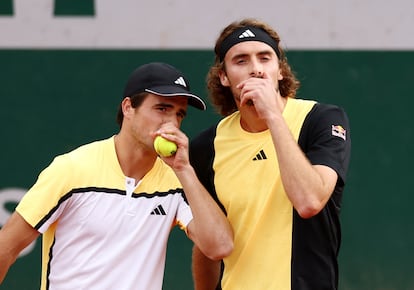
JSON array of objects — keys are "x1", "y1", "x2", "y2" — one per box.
[
  {"x1": 252, "y1": 150, "x2": 267, "y2": 161},
  {"x1": 151, "y1": 204, "x2": 166, "y2": 216},
  {"x1": 238, "y1": 29, "x2": 255, "y2": 39},
  {"x1": 174, "y1": 77, "x2": 187, "y2": 87}
]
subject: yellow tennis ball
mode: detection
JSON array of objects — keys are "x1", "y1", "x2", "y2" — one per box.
[{"x1": 154, "y1": 136, "x2": 177, "y2": 157}]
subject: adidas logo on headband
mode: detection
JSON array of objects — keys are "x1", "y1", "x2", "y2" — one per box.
[
  {"x1": 218, "y1": 26, "x2": 281, "y2": 61},
  {"x1": 238, "y1": 29, "x2": 255, "y2": 39}
]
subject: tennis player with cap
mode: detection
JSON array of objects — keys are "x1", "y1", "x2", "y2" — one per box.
[
  {"x1": 0, "y1": 62, "x2": 233, "y2": 290},
  {"x1": 190, "y1": 19, "x2": 351, "y2": 290}
]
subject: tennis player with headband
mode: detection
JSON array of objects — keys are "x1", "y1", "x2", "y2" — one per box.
[{"x1": 190, "y1": 18, "x2": 351, "y2": 290}]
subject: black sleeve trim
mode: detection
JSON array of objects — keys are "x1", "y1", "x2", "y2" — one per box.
[{"x1": 189, "y1": 124, "x2": 227, "y2": 214}]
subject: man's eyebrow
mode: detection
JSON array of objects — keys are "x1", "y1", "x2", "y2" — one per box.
[
  {"x1": 231, "y1": 53, "x2": 249, "y2": 61},
  {"x1": 155, "y1": 102, "x2": 187, "y2": 117},
  {"x1": 231, "y1": 49, "x2": 274, "y2": 60},
  {"x1": 156, "y1": 102, "x2": 174, "y2": 108},
  {"x1": 257, "y1": 49, "x2": 274, "y2": 56}
]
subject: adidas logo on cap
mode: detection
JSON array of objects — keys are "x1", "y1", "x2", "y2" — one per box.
[{"x1": 174, "y1": 76, "x2": 187, "y2": 87}]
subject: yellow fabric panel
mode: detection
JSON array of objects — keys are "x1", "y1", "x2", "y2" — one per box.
[{"x1": 283, "y1": 98, "x2": 317, "y2": 140}]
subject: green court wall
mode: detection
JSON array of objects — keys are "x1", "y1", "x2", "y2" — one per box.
[{"x1": 0, "y1": 50, "x2": 412, "y2": 290}]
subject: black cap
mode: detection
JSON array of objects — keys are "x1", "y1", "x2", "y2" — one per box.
[{"x1": 123, "y1": 62, "x2": 206, "y2": 110}]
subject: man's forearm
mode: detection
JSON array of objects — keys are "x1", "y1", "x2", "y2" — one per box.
[
  {"x1": 192, "y1": 245, "x2": 222, "y2": 290},
  {"x1": 176, "y1": 165, "x2": 233, "y2": 260}
]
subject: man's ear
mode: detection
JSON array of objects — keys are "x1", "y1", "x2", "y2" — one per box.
[
  {"x1": 219, "y1": 70, "x2": 230, "y2": 87},
  {"x1": 277, "y1": 68, "x2": 284, "y2": 81},
  {"x1": 121, "y1": 97, "x2": 133, "y2": 118}
]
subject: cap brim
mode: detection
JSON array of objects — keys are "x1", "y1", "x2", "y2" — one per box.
[{"x1": 145, "y1": 86, "x2": 206, "y2": 110}]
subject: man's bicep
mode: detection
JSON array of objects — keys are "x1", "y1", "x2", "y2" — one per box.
[{"x1": 1, "y1": 211, "x2": 40, "y2": 255}]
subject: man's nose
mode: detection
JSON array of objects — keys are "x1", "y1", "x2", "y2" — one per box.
[
  {"x1": 250, "y1": 61, "x2": 263, "y2": 78},
  {"x1": 162, "y1": 116, "x2": 179, "y2": 128}
]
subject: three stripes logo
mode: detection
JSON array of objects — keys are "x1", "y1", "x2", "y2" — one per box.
[
  {"x1": 151, "y1": 204, "x2": 166, "y2": 216},
  {"x1": 238, "y1": 29, "x2": 256, "y2": 39},
  {"x1": 253, "y1": 150, "x2": 267, "y2": 161},
  {"x1": 174, "y1": 77, "x2": 187, "y2": 88}
]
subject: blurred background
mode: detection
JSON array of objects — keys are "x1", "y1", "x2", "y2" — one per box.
[{"x1": 1, "y1": 0, "x2": 413, "y2": 289}]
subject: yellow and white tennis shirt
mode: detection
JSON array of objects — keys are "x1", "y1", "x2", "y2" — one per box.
[{"x1": 16, "y1": 136, "x2": 192, "y2": 290}]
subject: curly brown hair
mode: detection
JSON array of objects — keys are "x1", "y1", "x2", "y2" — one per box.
[{"x1": 207, "y1": 18, "x2": 300, "y2": 116}]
